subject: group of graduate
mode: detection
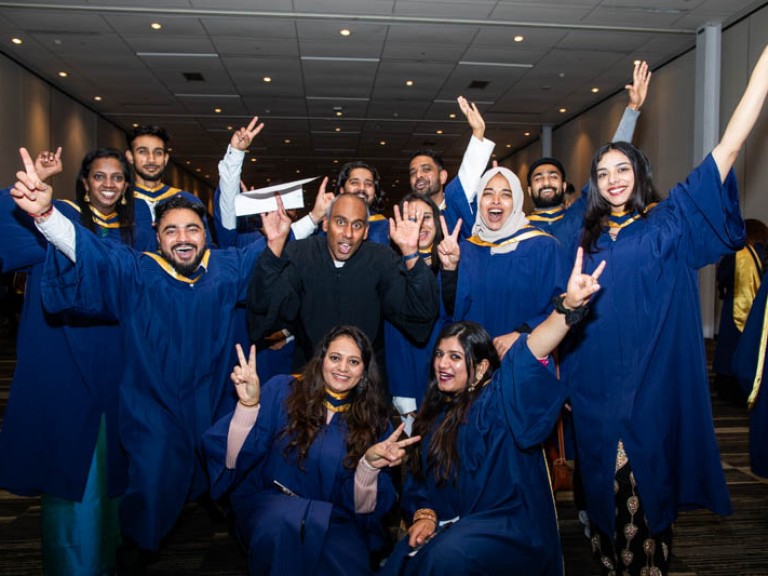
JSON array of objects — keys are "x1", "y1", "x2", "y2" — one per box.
[{"x1": 1, "y1": 43, "x2": 768, "y2": 576}]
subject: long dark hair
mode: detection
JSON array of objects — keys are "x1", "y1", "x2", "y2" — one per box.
[
  {"x1": 580, "y1": 141, "x2": 660, "y2": 254},
  {"x1": 75, "y1": 148, "x2": 135, "y2": 246},
  {"x1": 411, "y1": 321, "x2": 500, "y2": 484},
  {"x1": 281, "y1": 325, "x2": 390, "y2": 469},
  {"x1": 396, "y1": 193, "x2": 444, "y2": 273}
]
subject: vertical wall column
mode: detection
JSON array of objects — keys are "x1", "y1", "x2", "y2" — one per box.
[
  {"x1": 541, "y1": 124, "x2": 553, "y2": 157},
  {"x1": 694, "y1": 23, "x2": 722, "y2": 338}
]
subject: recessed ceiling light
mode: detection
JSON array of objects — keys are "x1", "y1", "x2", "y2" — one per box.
[
  {"x1": 335, "y1": 111, "x2": 343, "y2": 117},
  {"x1": 405, "y1": 80, "x2": 414, "y2": 87},
  {"x1": 524, "y1": 132, "x2": 531, "y2": 137},
  {"x1": 379, "y1": 140, "x2": 386, "y2": 146},
  {"x1": 214, "y1": 108, "x2": 222, "y2": 113},
  {"x1": 339, "y1": 29, "x2": 351, "y2": 37},
  {"x1": 185, "y1": 161, "x2": 191, "y2": 165},
  {"x1": 296, "y1": 169, "x2": 301, "y2": 174},
  {"x1": 58, "y1": 71, "x2": 68, "y2": 78},
  {"x1": 94, "y1": 96, "x2": 102, "y2": 101},
  {"x1": 449, "y1": 113, "x2": 456, "y2": 119},
  {"x1": 132, "y1": 123, "x2": 139, "y2": 128},
  {"x1": 227, "y1": 125, "x2": 233, "y2": 130},
  {"x1": 205, "y1": 174, "x2": 210, "y2": 178},
  {"x1": 263, "y1": 76, "x2": 272, "y2": 83},
  {"x1": 11, "y1": 38, "x2": 22, "y2": 45},
  {"x1": 250, "y1": 158, "x2": 257, "y2": 162},
  {"x1": 284, "y1": 139, "x2": 291, "y2": 144},
  {"x1": 513, "y1": 35, "x2": 524, "y2": 42},
  {"x1": 333, "y1": 160, "x2": 339, "y2": 164},
  {"x1": 151, "y1": 23, "x2": 162, "y2": 30},
  {"x1": 559, "y1": 107, "x2": 567, "y2": 113},
  {"x1": 195, "y1": 168, "x2": 201, "y2": 172},
  {"x1": 266, "y1": 178, "x2": 271, "y2": 183},
  {"x1": 436, "y1": 130, "x2": 443, "y2": 135},
  {"x1": 335, "y1": 127, "x2": 341, "y2": 132},
  {"x1": 506, "y1": 144, "x2": 512, "y2": 148},
  {"x1": 591, "y1": 87, "x2": 600, "y2": 93}
]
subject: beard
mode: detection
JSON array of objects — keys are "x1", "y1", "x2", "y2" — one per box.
[
  {"x1": 532, "y1": 187, "x2": 564, "y2": 209},
  {"x1": 134, "y1": 164, "x2": 165, "y2": 184},
  {"x1": 161, "y1": 243, "x2": 205, "y2": 277}
]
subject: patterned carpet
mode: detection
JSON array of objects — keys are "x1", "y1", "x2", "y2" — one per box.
[{"x1": 1, "y1": 322, "x2": 767, "y2": 575}]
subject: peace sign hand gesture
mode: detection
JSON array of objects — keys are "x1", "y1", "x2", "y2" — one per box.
[
  {"x1": 11, "y1": 147, "x2": 54, "y2": 218},
  {"x1": 363, "y1": 422, "x2": 421, "y2": 469},
  {"x1": 436, "y1": 215, "x2": 462, "y2": 271},
  {"x1": 231, "y1": 344, "x2": 260, "y2": 407},
  {"x1": 230, "y1": 116, "x2": 265, "y2": 151}
]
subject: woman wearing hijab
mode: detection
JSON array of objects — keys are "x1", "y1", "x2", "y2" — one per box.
[{"x1": 442, "y1": 166, "x2": 567, "y2": 359}]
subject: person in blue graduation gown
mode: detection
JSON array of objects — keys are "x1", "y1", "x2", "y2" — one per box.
[
  {"x1": 564, "y1": 45, "x2": 768, "y2": 576},
  {"x1": 125, "y1": 124, "x2": 211, "y2": 250},
  {"x1": 444, "y1": 165, "x2": 566, "y2": 360},
  {"x1": 733, "y1": 268, "x2": 768, "y2": 478},
  {"x1": 204, "y1": 326, "x2": 419, "y2": 576},
  {"x1": 384, "y1": 193, "x2": 450, "y2": 428},
  {"x1": 382, "y1": 249, "x2": 604, "y2": 576},
  {"x1": 10, "y1": 160, "x2": 269, "y2": 559},
  {"x1": 0, "y1": 147, "x2": 136, "y2": 575}
]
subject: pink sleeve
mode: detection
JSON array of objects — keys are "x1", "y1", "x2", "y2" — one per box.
[
  {"x1": 225, "y1": 404, "x2": 260, "y2": 469},
  {"x1": 354, "y1": 456, "x2": 381, "y2": 513}
]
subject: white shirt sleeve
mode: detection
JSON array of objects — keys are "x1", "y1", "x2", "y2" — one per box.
[
  {"x1": 35, "y1": 208, "x2": 76, "y2": 262},
  {"x1": 218, "y1": 144, "x2": 246, "y2": 231},
  {"x1": 290, "y1": 214, "x2": 318, "y2": 240},
  {"x1": 458, "y1": 136, "x2": 495, "y2": 203}
]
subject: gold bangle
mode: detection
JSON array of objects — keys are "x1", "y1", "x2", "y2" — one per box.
[
  {"x1": 238, "y1": 398, "x2": 260, "y2": 408},
  {"x1": 412, "y1": 508, "x2": 437, "y2": 525}
]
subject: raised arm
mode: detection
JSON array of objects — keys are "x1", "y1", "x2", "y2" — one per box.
[
  {"x1": 218, "y1": 117, "x2": 264, "y2": 231},
  {"x1": 712, "y1": 44, "x2": 768, "y2": 180},
  {"x1": 612, "y1": 60, "x2": 652, "y2": 143}
]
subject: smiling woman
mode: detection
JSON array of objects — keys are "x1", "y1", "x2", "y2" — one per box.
[{"x1": 203, "y1": 325, "x2": 418, "y2": 576}]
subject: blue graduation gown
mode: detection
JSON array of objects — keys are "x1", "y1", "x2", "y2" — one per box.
[
  {"x1": 452, "y1": 228, "x2": 566, "y2": 337},
  {"x1": 367, "y1": 214, "x2": 390, "y2": 245},
  {"x1": 443, "y1": 176, "x2": 476, "y2": 239},
  {"x1": 0, "y1": 194, "x2": 127, "y2": 500},
  {"x1": 204, "y1": 375, "x2": 397, "y2": 576},
  {"x1": 384, "y1": 263, "x2": 445, "y2": 411},
  {"x1": 382, "y1": 337, "x2": 566, "y2": 576},
  {"x1": 40, "y1": 222, "x2": 265, "y2": 550},
  {"x1": 528, "y1": 195, "x2": 586, "y2": 262},
  {"x1": 733, "y1": 270, "x2": 768, "y2": 478},
  {"x1": 565, "y1": 154, "x2": 739, "y2": 536}
]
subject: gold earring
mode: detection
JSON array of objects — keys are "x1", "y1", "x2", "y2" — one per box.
[
  {"x1": 84, "y1": 192, "x2": 90, "y2": 203},
  {"x1": 121, "y1": 195, "x2": 127, "y2": 206}
]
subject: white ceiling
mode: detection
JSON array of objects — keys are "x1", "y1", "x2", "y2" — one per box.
[{"x1": 0, "y1": 0, "x2": 764, "y2": 201}]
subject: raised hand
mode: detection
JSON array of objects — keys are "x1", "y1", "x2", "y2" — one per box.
[
  {"x1": 308, "y1": 177, "x2": 334, "y2": 225},
  {"x1": 564, "y1": 247, "x2": 605, "y2": 310},
  {"x1": 261, "y1": 194, "x2": 293, "y2": 256},
  {"x1": 230, "y1": 116, "x2": 265, "y2": 152},
  {"x1": 364, "y1": 422, "x2": 421, "y2": 469},
  {"x1": 34, "y1": 147, "x2": 63, "y2": 182},
  {"x1": 231, "y1": 343, "x2": 260, "y2": 407},
  {"x1": 10, "y1": 147, "x2": 53, "y2": 217},
  {"x1": 436, "y1": 215, "x2": 461, "y2": 271},
  {"x1": 457, "y1": 95, "x2": 485, "y2": 140},
  {"x1": 626, "y1": 60, "x2": 651, "y2": 111},
  {"x1": 390, "y1": 201, "x2": 423, "y2": 259}
]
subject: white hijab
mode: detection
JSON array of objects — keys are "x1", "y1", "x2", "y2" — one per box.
[{"x1": 471, "y1": 166, "x2": 529, "y2": 254}]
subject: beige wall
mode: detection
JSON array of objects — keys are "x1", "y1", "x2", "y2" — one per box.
[{"x1": 0, "y1": 52, "x2": 212, "y2": 204}]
